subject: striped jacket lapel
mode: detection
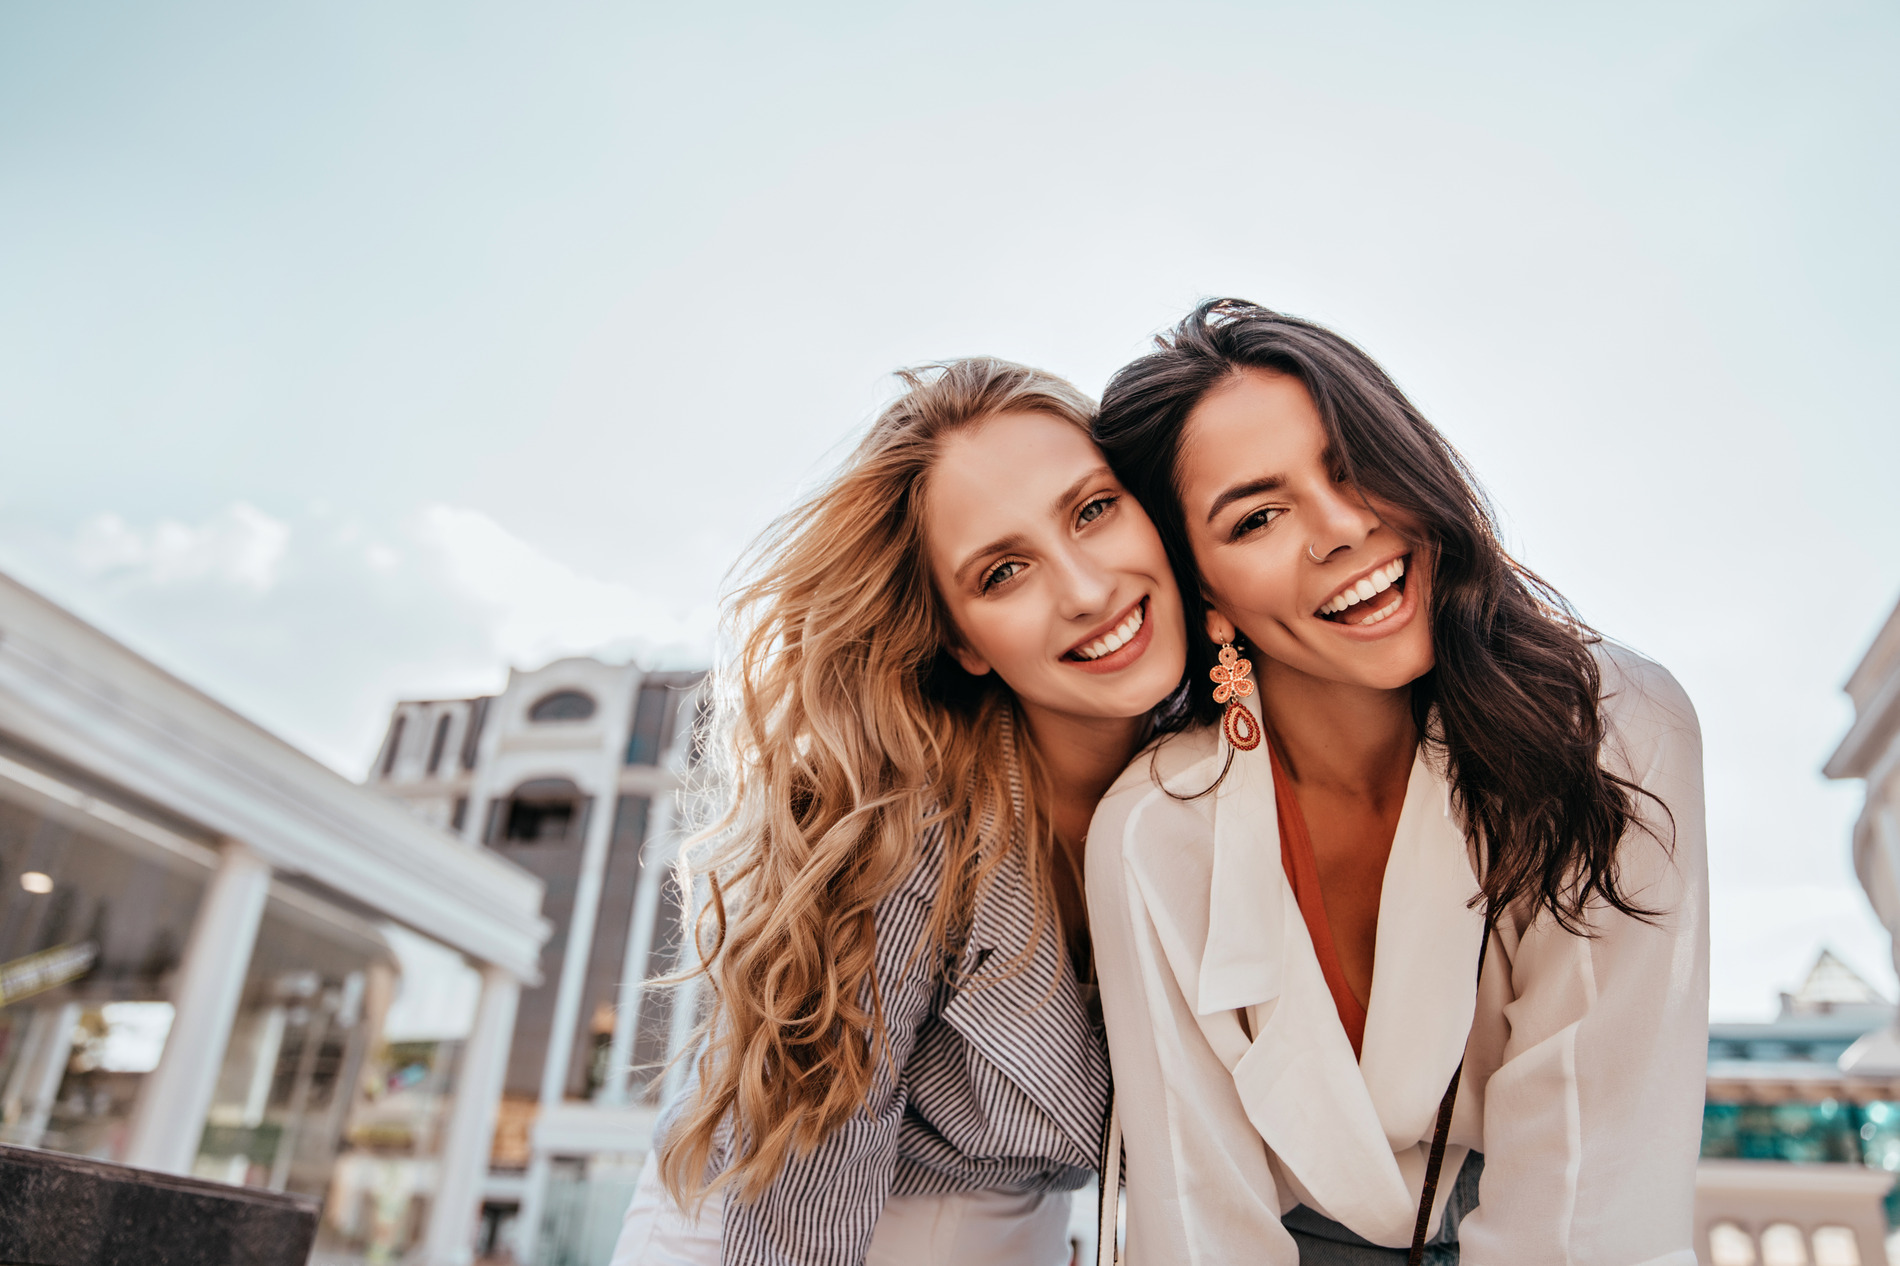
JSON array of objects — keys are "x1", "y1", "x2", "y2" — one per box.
[{"x1": 940, "y1": 837, "x2": 1111, "y2": 1166}]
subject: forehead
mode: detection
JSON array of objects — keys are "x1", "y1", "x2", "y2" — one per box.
[
  {"x1": 1179, "y1": 369, "x2": 1326, "y2": 497},
  {"x1": 1184, "y1": 369, "x2": 1325, "y2": 464},
  {"x1": 924, "y1": 410, "x2": 1100, "y2": 555}
]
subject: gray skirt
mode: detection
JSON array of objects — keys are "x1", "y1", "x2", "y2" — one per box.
[{"x1": 1282, "y1": 1153, "x2": 1483, "y2": 1265}]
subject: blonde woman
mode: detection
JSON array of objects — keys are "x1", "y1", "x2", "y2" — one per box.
[{"x1": 611, "y1": 359, "x2": 1189, "y2": 1266}]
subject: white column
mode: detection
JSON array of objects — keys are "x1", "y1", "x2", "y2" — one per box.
[
  {"x1": 420, "y1": 962, "x2": 521, "y2": 1266},
  {"x1": 124, "y1": 841, "x2": 271, "y2": 1175},
  {"x1": 515, "y1": 783, "x2": 617, "y2": 1265},
  {"x1": 0, "y1": 1001, "x2": 81, "y2": 1148},
  {"x1": 599, "y1": 798, "x2": 673, "y2": 1106}
]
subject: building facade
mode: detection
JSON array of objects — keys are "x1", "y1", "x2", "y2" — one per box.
[
  {"x1": 0, "y1": 569, "x2": 550, "y2": 1266},
  {"x1": 1830, "y1": 595, "x2": 1900, "y2": 1014},
  {"x1": 371, "y1": 656, "x2": 706, "y2": 1263}
]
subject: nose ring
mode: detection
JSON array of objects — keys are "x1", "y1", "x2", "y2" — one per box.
[{"x1": 1306, "y1": 543, "x2": 1326, "y2": 564}]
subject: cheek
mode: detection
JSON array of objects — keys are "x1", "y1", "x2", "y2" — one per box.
[
  {"x1": 959, "y1": 602, "x2": 1043, "y2": 672},
  {"x1": 1199, "y1": 544, "x2": 1298, "y2": 621}
]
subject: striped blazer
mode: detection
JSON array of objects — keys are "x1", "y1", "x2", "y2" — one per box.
[{"x1": 714, "y1": 819, "x2": 1111, "y2": 1266}]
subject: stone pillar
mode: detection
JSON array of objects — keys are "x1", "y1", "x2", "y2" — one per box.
[
  {"x1": 599, "y1": 799, "x2": 674, "y2": 1107},
  {"x1": 514, "y1": 782, "x2": 617, "y2": 1264},
  {"x1": 420, "y1": 963, "x2": 520, "y2": 1266},
  {"x1": 123, "y1": 842, "x2": 271, "y2": 1175}
]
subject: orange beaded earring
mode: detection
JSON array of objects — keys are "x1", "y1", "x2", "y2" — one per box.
[{"x1": 1210, "y1": 640, "x2": 1261, "y2": 752}]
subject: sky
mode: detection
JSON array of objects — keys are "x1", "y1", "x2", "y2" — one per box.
[{"x1": 1, "y1": 0, "x2": 1895, "y2": 1020}]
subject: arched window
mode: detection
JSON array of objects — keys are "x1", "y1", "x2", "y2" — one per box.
[
  {"x1": 1811, "y1": 1226, "x2": 1862, "y2": 1266},
  {"x1": 490, "y1": 777, "x2": 585, "y2": 845},
  {"x1": 529, "y1": 690, "x2": 596, "y2": 722},
  {"x1": 1759, "y1": 1223, "x2": 1808, "y2": 1266},
  {"x1": 1707, "y1": 1221, "x2": 1758, "y2": 1266}
]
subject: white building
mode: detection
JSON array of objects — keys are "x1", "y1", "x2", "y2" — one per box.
[
  {"x1": 0, "y1": 569, "x2": 549, "y2": 1266},
  {"x1": 1830, "y1": 595, "x2": 1900, "y2": 1004},
  {"x1": 370, "y1": 655, "x2": 706, "y2": 1263}
]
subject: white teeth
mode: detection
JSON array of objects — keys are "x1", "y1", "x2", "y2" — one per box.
[
  {"x1": 1356, "y1": 595, "x2": 1401, "y2": 626},
  {"x1": 1072, "y1": 602, "x2": 1145, "y2": 661},
  {"x1": 1317, "y1": 558, "x2": 1408, "y2": 618}
]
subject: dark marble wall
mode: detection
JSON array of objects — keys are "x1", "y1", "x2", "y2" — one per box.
[{"x1": 0, "y1": 1144, "x2": 317, "y2": 1266}]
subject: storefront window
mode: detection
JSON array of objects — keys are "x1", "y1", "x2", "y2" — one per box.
[{"x1": 0, "y1": 787, "x2": 207, "y2": 1159}]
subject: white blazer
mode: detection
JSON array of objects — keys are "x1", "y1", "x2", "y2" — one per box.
[{"x1": 1085, "y1": 643, "x2": 1708, "y2": 1266}]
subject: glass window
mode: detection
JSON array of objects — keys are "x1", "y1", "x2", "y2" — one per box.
[
  {"x1": 0, "y1": 789, "x2": 208, "y2": 1159},
  {"x1": 625, "y1": 673, "x2": 704, "y2": 766},
  {"x1": 379, "y1": 715, "x2": 406, "y2": 778},
  {"x1": 528, "y1": 691, "x2": 597, "y2": 723},
  {"x1": 425, "y1": 715, "x2": 453, "y2": 776},
  {"x1": 486, "y1": 780, "x2": 586, "y2": 847}
]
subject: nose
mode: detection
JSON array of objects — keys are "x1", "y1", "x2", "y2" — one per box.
[
  {"x1": 1050, "y1": 540, "x2": 1117, "y2": 623},
  {"x1": 1307, "y1": 481, "x2": 1381, "y2": 563}
]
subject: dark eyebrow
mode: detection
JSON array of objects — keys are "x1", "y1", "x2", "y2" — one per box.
[
  {"x1": 955, "y1": 465, "x2": 1118, "y2": 586},
  {"x1": 1206, "y1": 475, "x2": 1284, "y2": 525}
]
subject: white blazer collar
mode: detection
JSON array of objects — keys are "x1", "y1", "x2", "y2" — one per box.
[{"x1": 1195, "y1": 700, "x2": 1486, "y2": 1242}]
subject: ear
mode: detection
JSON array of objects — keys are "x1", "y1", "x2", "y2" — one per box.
[
  {"x1": 949, "y1": 643, "x2": 992, "y2": 677},
  {"x1": 1204, "y1": 608, "x2": 1236, "y2": 646}
]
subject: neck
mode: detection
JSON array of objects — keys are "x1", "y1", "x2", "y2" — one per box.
[
  {"x1": 1017, "y1": 702, "x2": 1145, "y2": 854},
  {"x1": 1256, "y1": 659, "x2": 1417, "y2": 807}
]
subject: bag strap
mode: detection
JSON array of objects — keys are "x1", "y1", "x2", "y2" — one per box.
[
  {"x1": 1097, "y1": 1094, "x2": 1123, "y2": 1266},
  {"x1": 1407, "y1": 905, "x2": 1496, "y2": 1266}
]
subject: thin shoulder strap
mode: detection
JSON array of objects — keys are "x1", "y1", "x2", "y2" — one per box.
[{"x1": 1407, "y1": 904, "x2": 1496, "y2": 1266}]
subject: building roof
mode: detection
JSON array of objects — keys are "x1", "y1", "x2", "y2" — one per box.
[{"x1": 0, "y1": 570, "x2": 550, "y2": 980}]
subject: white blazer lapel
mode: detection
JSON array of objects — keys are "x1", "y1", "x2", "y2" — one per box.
[
  {"x1": 1201, "y1": 722, "x2": 1486, "y2": 1246},
  {"x1": 1197, "y1": 698, "x2": 1288, "y2": 1016},
  {"x1": 1357, "y1": 749, "x2": 1486, "y2": 1152}
]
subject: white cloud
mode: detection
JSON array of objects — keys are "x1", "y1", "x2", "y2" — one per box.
[
  {"x1": 411, "y1": 503, "x2": 715, "y2": 668},
  {"x1": 75, "y1": 503, "x2": 290, "y2": 593}
]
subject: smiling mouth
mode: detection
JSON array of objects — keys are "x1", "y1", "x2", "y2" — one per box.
[
  {"x1": 1065, "y1": 597, "x2": 1147, "y2": 662},
  {"x1": 1316, "y1": 557, "x2": 1408, "y2": 627}
]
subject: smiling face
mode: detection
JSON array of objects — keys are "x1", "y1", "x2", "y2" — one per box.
[
  {"x1": 1176, "y1": 368, "x2": 1435, "y2": 692},
  {"x1": 924, "y1": 409, "x2": 1187, "y2": 726}
]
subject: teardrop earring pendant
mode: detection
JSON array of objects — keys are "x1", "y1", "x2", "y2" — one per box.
[{"x1": 1210, "y1": 641, "x2": 1261, "y2": 752}]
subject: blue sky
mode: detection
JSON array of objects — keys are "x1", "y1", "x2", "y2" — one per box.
[{"x1": 1, "y1": 1, "x2": 1894, "y2": 1017}]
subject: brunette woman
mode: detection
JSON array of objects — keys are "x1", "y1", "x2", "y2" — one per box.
[
  {"x1": 1086, "y1": 301, "x2": 1707, "y2": 1264},
  {"x1": 610, "y1": 359, "x2": 1188, "y2": 1265}
]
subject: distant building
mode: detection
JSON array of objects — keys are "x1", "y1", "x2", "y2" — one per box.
[
  {"x1": 1700, "y1": 592, "x2": 1900, "y2": 1266},
  {"x1": 1697, "y1": 952, "x2": 1899, "y2": 1265},
  {"x1": 1829, "y1": 593, "x2": 1900, "y2": 1048},
  {"x1": 0, "y1": 569, "x2": 548, "y2": 1266},
  {"x1": 370, "y1": 656, "x2": 706, "y2": 1262}
]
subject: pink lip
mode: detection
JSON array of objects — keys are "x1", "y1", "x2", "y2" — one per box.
[{"x1": 1062, "y1": 597, "x2": 1155, "y2": 675}]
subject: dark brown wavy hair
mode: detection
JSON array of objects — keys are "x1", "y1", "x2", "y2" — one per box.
[{"x1": 1095, "y1": 298, "x2": 1662, "y2": 930}]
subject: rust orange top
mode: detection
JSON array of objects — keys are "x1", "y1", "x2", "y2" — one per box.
[{"x1": 1268, "y1": 741, "x2": 1369, "y2": 1060}]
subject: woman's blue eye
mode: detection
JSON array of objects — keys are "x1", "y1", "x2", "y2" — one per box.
[
  {"x1": 982, "y1": 560, "x2": 1024, "y2": 591},
  {"x1": 1078, "y1": 495, "x2": 1116, "y2": 525}
]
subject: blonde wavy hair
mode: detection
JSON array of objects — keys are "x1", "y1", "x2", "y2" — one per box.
[{"x1": 658, "y1": 358, "x2": 1097, "y2": 1206}]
